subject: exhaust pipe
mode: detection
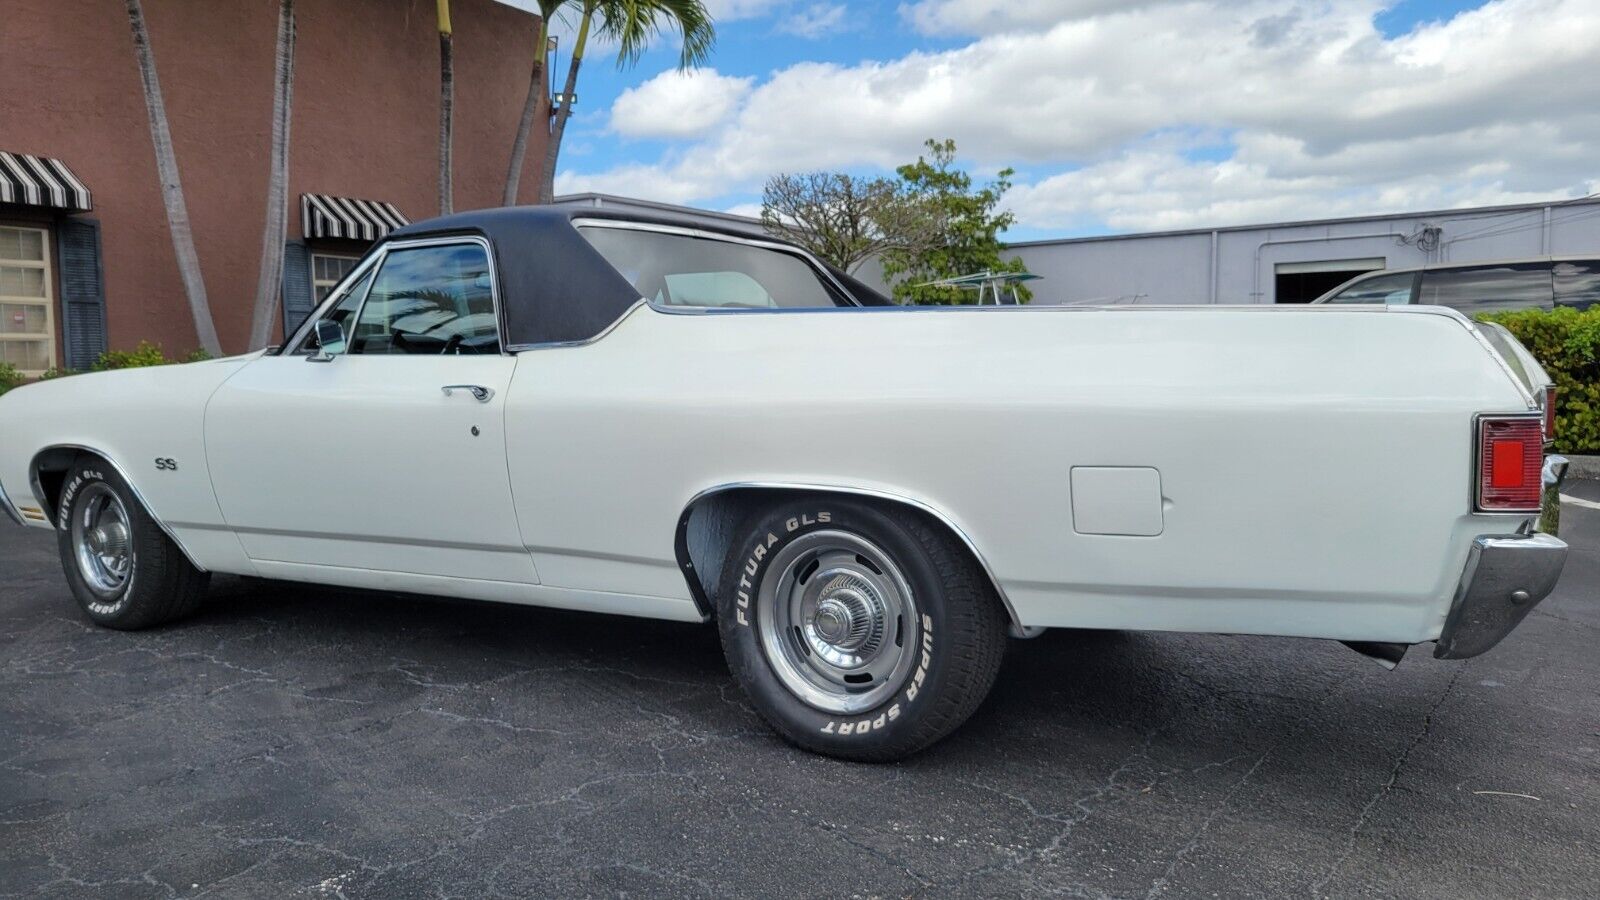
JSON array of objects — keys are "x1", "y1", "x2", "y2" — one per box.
[{"x1": 1341, "y1": 640, "x2": 1408, "y2": 670}]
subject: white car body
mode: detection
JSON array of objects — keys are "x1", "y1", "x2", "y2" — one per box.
[{"x1": 0, "y1": 210, "x2": 1567, "y2": 659}]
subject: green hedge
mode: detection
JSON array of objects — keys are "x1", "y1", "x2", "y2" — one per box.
[
  {"x1": 1477, "y1": 306, "x2": 1600, "y2": 454},
  {"x1": 0, "y1": 343, "x2": 213, "y2": 393},
  {"x1": 0, "y1": 362, "x2": 22, "y2": 396}
]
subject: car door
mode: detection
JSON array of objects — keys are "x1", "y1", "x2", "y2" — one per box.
[{"x1": 204, "y1": 236, "x2": 537, "y2": 585}]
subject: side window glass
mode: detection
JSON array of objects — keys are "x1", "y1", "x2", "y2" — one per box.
[
  {"x1": 1324, "y1": 271, "x2": 1415, "y2": 304},
  {"x1": 1554, "y1": 261, "x2": 1600, "y2": 310},
  {"x1": 1418, "y1": 264, "x2": 1552, "y2": 313},
  {"x1": 293, "y1": 268, "x2": 373, "y2": 355},
  {"x1": 351, "y1": 243, "x2": 499, "y2": 355}
]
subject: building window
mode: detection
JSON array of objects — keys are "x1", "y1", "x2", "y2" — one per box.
[
  {"x1": 0, "y1": 225, "x2": 55, "y2": 376},
  {"x1": 312, "y1": 253, "x2": 361, "y2": 301}
]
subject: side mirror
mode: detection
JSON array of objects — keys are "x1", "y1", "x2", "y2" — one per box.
[{"x1": 308, "y1": 319, "x2": 346, "y2": 362}]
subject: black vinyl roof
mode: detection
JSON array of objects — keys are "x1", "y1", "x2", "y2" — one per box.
[{"x1": 389, "y1": 206, "x2": 893, "y2": 348}]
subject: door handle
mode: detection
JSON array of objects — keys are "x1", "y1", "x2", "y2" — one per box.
[{"x1": 442, "y1": 384, "x2": 495, "y2": 403}]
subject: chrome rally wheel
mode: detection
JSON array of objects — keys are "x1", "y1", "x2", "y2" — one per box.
[
  {"x1": 716, "y1": 496, "x2": 1007, "y2": 761},
  {"x1": 756, "y1": 530, "x2": 919, "y2": 715},
  {"x1": 70, "y1": 482, "x2": 134, "y2": 603}
]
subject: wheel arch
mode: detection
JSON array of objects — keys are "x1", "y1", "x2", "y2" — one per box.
[
  {"x1": 29, "y1": 443, "x2": 206, "y2": 572},
  {"x1": 673, "y1": 482, "x2": 1024, "y2": 632}
]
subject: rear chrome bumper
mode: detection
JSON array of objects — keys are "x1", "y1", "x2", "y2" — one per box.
[{"x1": 1434, "y1": 532, "x2": 1568, "y2": 659}]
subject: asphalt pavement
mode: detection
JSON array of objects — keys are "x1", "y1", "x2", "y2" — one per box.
[{"x1": 2, "y1": 491, "x2": 1597, "y2": 898}]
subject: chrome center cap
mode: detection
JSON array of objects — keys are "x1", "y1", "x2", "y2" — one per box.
[
  {"x1": 94, "y1": 523, "x2": 129, "y2": 557},
  {"x1": 813, "y1": 599, "x2": 854, "y2": 645},
  {"x1": 806, "y1": 573, "x2": 885, "y2": 663}
]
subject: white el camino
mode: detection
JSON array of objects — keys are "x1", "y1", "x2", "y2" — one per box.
[{"x1": 0, "y1": 208, "x2": 1572, "y2": 760}]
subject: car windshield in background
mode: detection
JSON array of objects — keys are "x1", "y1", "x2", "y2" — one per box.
[
  {"x1": 1320, "y1": 271, "x2": 1416, "y2": 304},
  {"x1": 578, "y1": 226, "x2": 850, "y2": 309}
]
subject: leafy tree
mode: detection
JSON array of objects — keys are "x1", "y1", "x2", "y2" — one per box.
[
  {"x1": 879, "y1": 139, "x2": 1029, "y2": 305},
  {"x1": 760, "y1": 172, "x2": 933, "y2": 275}
]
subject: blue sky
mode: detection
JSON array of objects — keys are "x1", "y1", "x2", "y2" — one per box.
[{"x1": 504, "y1": 0, "x2": 1598, "y2": 242}]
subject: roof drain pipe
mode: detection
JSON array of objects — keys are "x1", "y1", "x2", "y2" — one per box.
[{"x1": 1341, "y1": 640, "x2": 1409, "y2": 670}]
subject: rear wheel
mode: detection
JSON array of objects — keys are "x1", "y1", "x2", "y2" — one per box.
[
  {"x1": 716, "y1": 496, "x2": 1007, "y2": 761},
  {"x1": 55, "y1": 456, "x2": 209, "y2": 630}
]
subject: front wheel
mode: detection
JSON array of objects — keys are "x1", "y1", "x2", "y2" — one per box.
[
  {"x1": 55, "y1": 456, "x2": 209, "y2": 630},
  {"x1": 716, "y1": 496, "x2": 1007, "y2": 761}
]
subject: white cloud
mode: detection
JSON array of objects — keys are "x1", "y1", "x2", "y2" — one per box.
[
  {"x1": 564, "y1": 0, "x2": 1600, "y2": 232},
  {"x1": 778, "y1": 3, "x2": 848, "y2": 38},
  {"x1": 609, "y1": 69, "x2": 755, "y2": 139}
]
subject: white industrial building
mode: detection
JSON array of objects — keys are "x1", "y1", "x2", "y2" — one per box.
[{"x1": 557, "y1": 193, "x2": 1600, "y2": 305}]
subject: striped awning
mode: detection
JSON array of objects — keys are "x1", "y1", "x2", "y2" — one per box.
[
  {"x1": 301, "y1": 193, "x2": 409, "y2": 242},
  {"x1": 0, "y1": 151, "x2": 92, "y2": 211}
]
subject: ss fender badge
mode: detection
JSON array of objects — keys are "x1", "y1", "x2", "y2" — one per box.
[{"x1": 155, "y1": 458, "x2": 178, "y2": 471}]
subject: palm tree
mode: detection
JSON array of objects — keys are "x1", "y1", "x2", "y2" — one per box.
[
  {"x1": 437, "y1": 0, "x2": 455, "y2": 215},
  {"x1": 124, "y1": 0, "x2": 222, "y2": 356},
  {"x1": 537, "y1": 0, "x2": 715, "y2": 204},
  {"x1": 248, "y1": 0, "x2": 297, "y2": 350},
  {"x1": 502, "y1": 3, "x2": 559, "y2": 206}
]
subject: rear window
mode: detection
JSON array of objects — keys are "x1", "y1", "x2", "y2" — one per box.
[
  {"x1": 1554, "y1": 261, "x2": 1600, "y2": 310},
  {"x1": 578, "y1": 226, "x2": 851, "y2": 309},
  {"x1": 1418, "y1": 264, "x2": 1552, "y2": 313}
]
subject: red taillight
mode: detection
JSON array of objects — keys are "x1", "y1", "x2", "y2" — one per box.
[
  {"x1": 1477, "y1": 416, "x2": 1544, "y2": 512},
  {"x1": 1543, "y1": 385, "x2": 1557, "y2": 441}
]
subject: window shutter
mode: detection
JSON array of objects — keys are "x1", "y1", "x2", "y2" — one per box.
[
  {"x1": 281, "y1": 240, "x2": 314, "y2": 338},
  {"x1": 57, "y1": 218, "x2": 107, "y2": 371}
]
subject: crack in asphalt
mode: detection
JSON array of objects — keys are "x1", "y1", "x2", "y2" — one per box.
[{"x1": 1307, "y1": 666, "x2": 1467, "y2": 897}]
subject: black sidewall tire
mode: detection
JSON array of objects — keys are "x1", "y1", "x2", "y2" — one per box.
[{"x1": 717, "y1": 496, "x2": 1000, "y2": 761}]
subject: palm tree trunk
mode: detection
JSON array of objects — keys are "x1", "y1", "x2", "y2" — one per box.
[
  {"x1": 502, "y1": 19, "x2": 549, "y2": 207},
  {"x1": 248, "y1": 0, "x2": 296, "y2": 350},
  {"x1": 539, "y1": 8, "x2": 591, "y2": 205},
  {"x1": 437, "y1": 0, "x2": 454, "y2": 215},
  {"x1": 124, "y1": 0, "x2": 222, "y2": 356}
]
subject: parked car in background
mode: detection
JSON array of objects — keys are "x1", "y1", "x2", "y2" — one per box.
[
  {"x1": 0, "y1": 207, "x2": 1571, "y2": 761},
  {"x1": 1313, "y1": 257, "x2": 1600, "y2": 313}
]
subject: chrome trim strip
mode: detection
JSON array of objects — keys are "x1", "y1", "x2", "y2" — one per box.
[
  {"x1": 523, "y1": 544, "x2": 680, "y2": 569},
  {"x1": 571, "y1": 217, "x2": 863, "y2": 310},
  {"x1": 28, "y1": 444, "x2": 208, "y2": 572},
  {"x1": 1417, "y1": 307, "x2": 1538, "y2": 408},
  {"x1": 505, "y1": 298, "x2": 649, "y2": 353},
  {"x1": 168, "y1": 521, "x2": 527, "y2": 554},
  {"x1": 676, "y1": 481, "x2": 1026, "y2": 631},
  {"x1": 0, "y1": 475, "x2": 23, "y2": 527},
  {"x1": 1472, "y1": 412, "x2": 1546, "y2": 515}
]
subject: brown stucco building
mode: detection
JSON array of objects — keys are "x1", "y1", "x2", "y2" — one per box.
[{"x1": 0, "y1": 0, "x2": 546, "y2": 373}]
